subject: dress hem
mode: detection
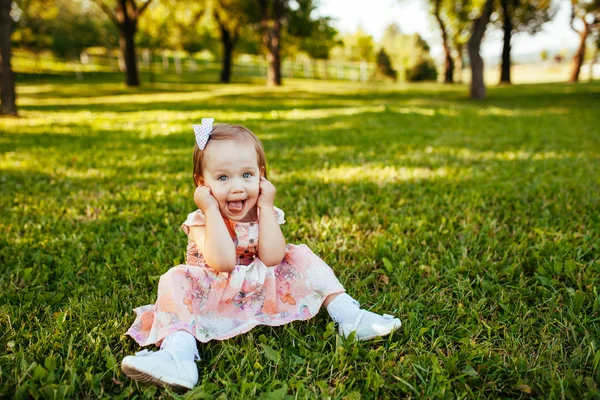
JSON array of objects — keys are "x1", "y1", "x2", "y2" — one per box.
[{"x1": 126, "y1": 288, "x2": 345, "y2": 346}]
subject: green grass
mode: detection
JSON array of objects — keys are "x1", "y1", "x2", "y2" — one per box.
[{"x1": 1, "y1": 72, "x2": 599, "y2": 399}]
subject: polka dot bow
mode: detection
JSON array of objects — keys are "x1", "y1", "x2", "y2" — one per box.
[{"x1": 192, "y1": 118, "x2": 215, "y2": 150}]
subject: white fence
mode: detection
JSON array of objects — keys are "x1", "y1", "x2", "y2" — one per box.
[{"x1": 13, "y1": 50, "x2": 377, "y2": 82}]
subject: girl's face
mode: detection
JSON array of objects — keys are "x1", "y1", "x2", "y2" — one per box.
[{"x1": 200, "y1": 139, "x2": 263, "y2": 222}]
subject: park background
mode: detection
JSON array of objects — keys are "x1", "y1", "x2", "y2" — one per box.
[{"x1": 1, "y1": 0, "x2": 599, "y2": 398}]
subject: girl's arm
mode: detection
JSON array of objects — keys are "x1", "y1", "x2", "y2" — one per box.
[
  {"x1": 257, "y1": 178, "x2": 286, "y2": 266},
  {"x1": 191, "y1": 186, "x2": 236, "y2": 272}
]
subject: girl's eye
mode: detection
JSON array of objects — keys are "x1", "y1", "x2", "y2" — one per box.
[
  {"x1": 218, "y1": 176, "x2": 228, "y2": 181},
  {"x1": 242, "y1": 173, "x2": 251, "y2": 178}
]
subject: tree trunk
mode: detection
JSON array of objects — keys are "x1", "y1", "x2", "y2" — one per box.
[
  {"x1": 262, "y1": 22, "x2": 282, "y2": 86},
  {"x1": 434, "y1": 0, "x2": 454, "y2": 83},
  {"x1": 220, "y1": 36, "x2": 234, "y2": 83},
  {"x1": 468, "y1": 0, "x2": 494, "y2": 100},
  {"x1": 260, "y1": 0, "x2": 283, "y2": 86},
  {"x1": 569, "y1": 25, "x2": 589, "y2": 83},
  {"x1": 118, "y1": 8, "x2": 139, "y2": 87},
  {"x1": 218, "y1": 20, "x2": 237, "y2": 83},
  {"x1": 0, "y1": 0, "x2": 17, "y2": 116},
  {"x1": 94, "y1": 0, "x2": 154, "y2": 87},
  {"x1": 499, "y1": 0, "x2": 512, "y2": 84}
]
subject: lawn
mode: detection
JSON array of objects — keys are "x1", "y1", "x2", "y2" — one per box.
[{"x1": 1, "y1": 72, "x2": 599, "y2": 399}]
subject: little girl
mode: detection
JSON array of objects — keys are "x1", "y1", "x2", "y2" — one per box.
[{"x1": 121, "y1": 118, "x2": 401, "y2": 391}]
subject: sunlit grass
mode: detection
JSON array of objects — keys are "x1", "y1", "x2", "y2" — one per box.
[
  {"x1": 1, "y1": 73, "x2": 599, "y2": 398},
  {"x1": 280, "y1": 165, "x2": 461, "y2": 184}
]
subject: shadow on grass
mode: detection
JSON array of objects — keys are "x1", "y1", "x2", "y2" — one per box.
[{"x1": 1, "y1": 77, "x2": 599, "y2": 397}]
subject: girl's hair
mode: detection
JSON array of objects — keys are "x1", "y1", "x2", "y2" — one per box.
[{"x1": 193, "y1": 123, "x2": 267, "y2": 186}]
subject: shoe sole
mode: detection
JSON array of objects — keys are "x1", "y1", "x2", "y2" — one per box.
[
  {"x1": 121, "y1": 362, "x2": 194, "y2": 391},
  {"x1": 342, "y1": 320, "x2": 402, "y2": 341}
]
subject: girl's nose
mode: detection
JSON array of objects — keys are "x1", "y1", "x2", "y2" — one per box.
[{"x1": 230, "y1": 179, "x2": 244, "y2": 193}]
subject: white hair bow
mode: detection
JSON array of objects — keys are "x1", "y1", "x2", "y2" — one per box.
[{"x1": 192, "y1": 118, "x2": 215, "y2": 150}]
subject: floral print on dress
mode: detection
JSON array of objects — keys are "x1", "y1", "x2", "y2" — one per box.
[{"x1": 126, "y1": 207, "x2": 345, "y2": 344}]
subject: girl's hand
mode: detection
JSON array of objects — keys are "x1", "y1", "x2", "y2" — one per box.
[
  {"x1": 194, "y1": 185, "x2": 219, "y2": 213},
  {"x1": 257, "y1": 177, "x2": 276, "y2": 209}
]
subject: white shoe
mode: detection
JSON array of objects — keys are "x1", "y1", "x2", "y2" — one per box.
[
  {"x1": 338, "y1": 310, "x2": 402, "y2": 341},
  {"x1": 121, "y1": 349, "x2": 198, "y2": 391}
]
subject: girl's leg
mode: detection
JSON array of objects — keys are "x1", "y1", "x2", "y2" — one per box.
[
  {"x1": 324, "y1": 292, "x2": 401, "y2": 341},
  {"x1": 323, "y1": 292, "x2": 342, "y2": 307},
  {"x1": 159, "y1": 330, "x2": 199, "y2": 362},
  {"x1": 121, "y1": 330, "x2": 199, "y2": 391}
]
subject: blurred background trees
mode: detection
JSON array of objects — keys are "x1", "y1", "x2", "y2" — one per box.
[
  {"x1": 495, "y1": 0, "x2": 555, "y2": 84},
  {"x1": 378, "y1": 23, "x2": 438, "y2": 82},
  {"x1": 569, "y1": 0, "x2": 600, "y2": 82},
  {"x1": 467, "y1": 0, "x2": 494, "y2": 99},
  {"x1": 92, "y1": 0, "x2": 155, "y2": 87},
  {"x1": 1, "y1": 0, "x2": 16, "y2": 115},
  {"x1": 1, "y1": 0, "x2": 599, "y2": 112}
]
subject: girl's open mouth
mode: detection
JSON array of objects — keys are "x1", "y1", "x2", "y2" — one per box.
[{"x1": 227, "y1": 200, "x2": 246, "y2": 213}]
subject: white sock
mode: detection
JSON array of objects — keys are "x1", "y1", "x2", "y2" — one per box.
[
  {"x1": 156, "y1": 330, "x2": 200, "y2": 362},
  {"x1": 327, "y1": 293, "x2": 398, "y2": 330},
  {"x1": 326, "y1": 293, "x2": 361, "y2": 324}
]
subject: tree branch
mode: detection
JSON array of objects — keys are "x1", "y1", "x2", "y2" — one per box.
[
  {"x1": 591, "y1": 14, "x2": 600, "y2": 30},
  {"x1": 91, "y1": 0, "x2": 119, "y2": 26},
  {"x1": 134, "y1": 0, "x2": 154, "y2": 19},
  {"x1": 213, "y1": 8, "x2": 223, "y2": 28},
  {"x1": 192, "y1": 7, "x2": 206, "y2": 23}
]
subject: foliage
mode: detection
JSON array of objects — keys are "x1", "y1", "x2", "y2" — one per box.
[
  {"x1": 437, "y1": 0, "x2": 474, "y2": 64},
  {"x1": 284, "y1": 0, "x2": 316, "y2": 38},
  {"x1": 405, "y1": 58, "x2": 438, "y2": 81},
  {"x1": 493, "y1": 0, "x2": 556, "y2": 35},
  {"x1": 11, "y1": 0, "x2": 116, "y2": 57},
  {"x1": 569, "y1": 0, "x2": 600, "y2": 81},
  {"x1": 334, "y1": 28, "x2": 375, "y2": 62},
  {"x1": 1, "y1": 74, "x2": 599, "y2": 398},
  {"x1": 296, "y1": 16, "x2": 340, "y2": 60},
  {"x1": 379, "y1": 24, "x2": 438, "y2": 81},
  {"x1": 136, "y1": 0, "x2": 218, "y2": 55},
  {"x1": 571, "y1": 0, "x2": 600, "y2": 24},
  {"x1": 375, "y1": 48, "x2": 397, "y2": 80}
]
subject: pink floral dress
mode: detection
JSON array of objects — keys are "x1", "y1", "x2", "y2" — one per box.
[{"x1": 126, "y1": 207, "x2": 345, "y2": 344}]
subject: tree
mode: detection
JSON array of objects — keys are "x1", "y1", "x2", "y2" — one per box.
[
  {"x1": 1, "y1": 0, "x2": 16, "y2": 116},
  {"x1": 213, "y1": 0, "x2": 254, "y2": 83},
  {"x1": 11, "y1": 0, "x2": 116, "y2": 59},
  {"x1": 379, "y1": 24, "x2": 437, "y2": 81},
  {"x1": 432, "y1": 0, "x2": 454, "y2": 83},
  {"x1": 445, "y1": 0, "x2": 472, "y2": 83},
  {"x1": 569, "y1": 0, "x2": 600, "y2": 82},
  {"x1": 93, "y1": 0, "x2": 154, "y2": 87},
  {"x1": 298, "y1": 16, "x2": 339, "y2": 60},
  {"x1": 253, "y1": 0, "x2": 318, "y2": 86},
  {"x1": 255, "y1": 0, "x2": 284, "y2": 85},
  {"x1": 292, "y1": 16, "x2": 339, "y2": 79},
  {"x1": 591, "y1": 33, "x2": 600, "y2": 80},
  {"x1": 51, "y1": 2, "x2": 116, "y2": 59},
  {"x1": 497, "y1": 0, "x2": 555, "y2": 84},
  {"x1": 375, "y1": 48, "x2": 397, "y2": 80},
  {"x1": 9, "y1": 0, "x2": 52, "y2": 55},
  {"x1": 138, "y1": 1, "x2": 217, "y2": 54},
  {"x1": 468, "y1": 0, "x2": 494, "y2": 99},
  {"x1": 136, "y1": 2, "x2": 173, "y2": 50},
  {"x1": 342, "y1": 28, "x2": 375, "y2": 61}
]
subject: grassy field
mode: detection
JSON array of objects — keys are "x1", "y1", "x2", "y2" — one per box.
[{"x1": 1, "y1": 72, "x2": 599, "y2": 399}]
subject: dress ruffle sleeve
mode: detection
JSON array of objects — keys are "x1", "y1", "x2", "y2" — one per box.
[
  {"x1": 273, "y1": 206, "x2": 285, "y2": 225},
  {"x1": 181, "y1": 210, "x2": 206, "y2": 236}
]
